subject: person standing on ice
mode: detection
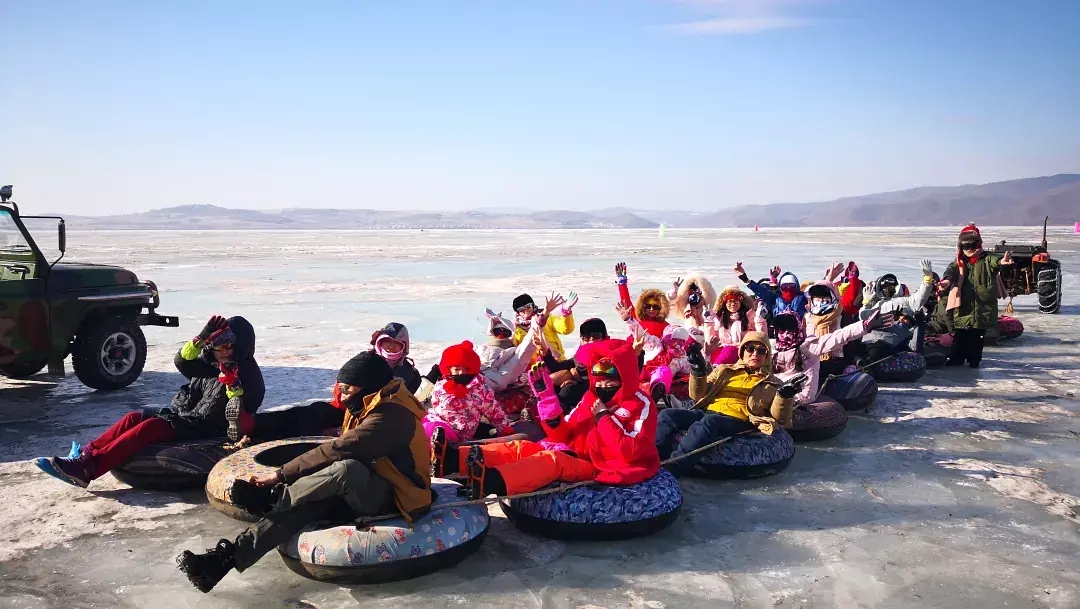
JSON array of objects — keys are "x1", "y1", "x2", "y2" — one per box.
[
  {"x1": 178, "y1": 351, "x2": 431, "y2": 593},
  {"x1": 511, "y1": 292, "x2": 577, "y2": 361},
  {"x1": 942, "y1": 224, "x2": 1014, "y2": 368},
  {"x1": 734, "y1": 262, "x2": 808, "y2": 321},
  {"x1": 430, "y1": 341, "x2": 660, "y2": 499},
  {"x1": 34, "y1": 315, "x2": 264, "y2": 488}
]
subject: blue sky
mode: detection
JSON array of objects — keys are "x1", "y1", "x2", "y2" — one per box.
[{"x1": 2, "y1": 0, "x2": 1078, "y2": 215}]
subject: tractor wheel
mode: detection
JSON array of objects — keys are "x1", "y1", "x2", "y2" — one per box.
[
  {"x1": 1036, "y1": 260, "x2": 1062, "y2": 314},
  {"x1": 0, "y1": 360, "x2": 48, "y2": 379},
  {"x1": 72, "y1": 316, "x2": 147, "y2": 390}
]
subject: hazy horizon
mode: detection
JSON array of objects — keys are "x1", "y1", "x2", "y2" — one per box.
[{"x1": 2, "y1": 1, "x2": 1078, "y2": 215}]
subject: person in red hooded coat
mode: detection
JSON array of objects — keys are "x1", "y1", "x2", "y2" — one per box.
[{"x1": 430, "y1": 341, "x2": 660, "y2": 498}]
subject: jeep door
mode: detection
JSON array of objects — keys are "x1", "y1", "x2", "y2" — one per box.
[{"x1": 0, "y1": 207, "x2": 50, "y2": 371}]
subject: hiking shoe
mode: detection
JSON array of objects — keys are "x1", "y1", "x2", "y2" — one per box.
[
  {"x1": 228, "y1": 479, "x2": 280, "y2": 517},
  {"x1": 35, "y1": 456, "x2": 92, "y2": 488},
  {"x1": 225, "y1": 398, "x2": 242, "y2": 443},
  {"x1": 430, "y1": 426, "x2": 450, "y2": 478},
  {"x1": 650, "y1": 383, "x2": 668, "y2": 409},
  {"x1": 177, "y1": 539, "x2": 236, "y2": 593},
  {"x1": 65, "y1": 441, "x2": 86, "y2": 460}
]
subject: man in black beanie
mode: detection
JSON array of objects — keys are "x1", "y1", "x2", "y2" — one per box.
[{"x1": 177, "y1": 351, "x2": 432, "y2": 593}]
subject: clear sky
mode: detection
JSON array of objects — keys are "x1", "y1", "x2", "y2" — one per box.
[{"x1": 2, "y1": 0, "x2": 1078, "y2": 215}]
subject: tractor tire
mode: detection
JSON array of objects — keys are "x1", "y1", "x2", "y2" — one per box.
[
  {"x1": 0, "y1": 361, "x2": 47, "y2": 379},
  {"x1": 72, "y1": 316, "x2": 147, "y2": 390},
  {"x1": 1036, "y1": 260, "x2": 1062, "y2": 314}
]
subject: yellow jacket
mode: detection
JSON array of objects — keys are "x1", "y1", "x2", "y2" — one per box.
[{"x1": 513, "y1": 313, "x2": 575, "y2": 361}]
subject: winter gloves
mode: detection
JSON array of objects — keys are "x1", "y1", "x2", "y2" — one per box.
[
  {"x1": 777, "y1": 373, "x2": 809, "y2": 400},
  {"x1": 920, "y1": 259, "x2": 934, "y2": 283},
  {"x1": 529, "y1": 362, "x2": 563, "y2": 422},
  {"x1": 687, "y1": 339, "x2": 710, "y2": 378},
  {"x1": 615, "y1": 262, "x2": 628, "y2": 286},
  {"x1": 862, "y1": 310, "x2": 895, "y2": 332},
  {"x1": 196, "y1": 315, "x2": 229, "y2": 346}
]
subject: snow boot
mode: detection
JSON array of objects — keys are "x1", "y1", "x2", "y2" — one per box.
[{"x1": 177, "y1": 539, "x2": 237, "y2": 593}]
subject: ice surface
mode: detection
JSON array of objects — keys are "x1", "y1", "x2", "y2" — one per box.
[{"x1": 1, "y1": 227, "x2": 1078, "y2": 608}]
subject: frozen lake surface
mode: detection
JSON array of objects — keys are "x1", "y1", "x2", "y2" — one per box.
[{"x1": 1, "y1": 227, "x2": 1079, "y2": 608}]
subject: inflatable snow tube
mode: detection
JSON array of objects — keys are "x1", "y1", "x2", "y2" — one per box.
[
  {"x1": 278, "y1": 478, "x2": 489, "y2": 584},
  {"x1": 870, "y1": 352, "x2": 926, "y2": 383},
  {"x1": 500, "y1": 469, "x2": 681, "y2": 541},
  {"x1": 998, "y1": 315, "x2": 1024, "y2": 340},
  {"x1": 822, "y1": 372, "x2": 878, "y2": 411},
  {"x1": 111, "y1": 439, "x2": 233, "y2": 490},
  {"x1": 205, "y1": 436, "x2": 335, "y2": 522},
  {"x1": 675, "y1": 428, "x2": 795, "y2": 479},
  {"x1": 788, "y1": 397, "x2": 848, "y2": 441}
]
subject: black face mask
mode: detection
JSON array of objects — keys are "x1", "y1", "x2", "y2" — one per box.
[
  {"x1": 449, "y1": 374, "x2": 476, "y2": 386},
  {"x1": 594, "y1": 386, "x2": 619, "y2": 403},
  {"x1": 882, "y1": 286, "x2": 897, "y2": 299}
]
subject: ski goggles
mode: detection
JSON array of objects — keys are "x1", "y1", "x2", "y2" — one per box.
[{"x1": 590, "y1": 358, "x2": 619, "y2": 379}]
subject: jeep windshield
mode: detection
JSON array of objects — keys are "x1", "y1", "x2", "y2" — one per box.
[{"x1": 0, "y1": 208, "x2": 37, "y2": 280}]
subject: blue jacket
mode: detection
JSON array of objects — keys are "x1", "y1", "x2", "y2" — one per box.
[{"x1": 747, "y1": 272, "x2": 808, "y2": 319}]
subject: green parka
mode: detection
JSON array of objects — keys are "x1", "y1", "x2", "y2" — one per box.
[{"x1": 943, "y1": 253, "x2": 1003, "y2": 330}]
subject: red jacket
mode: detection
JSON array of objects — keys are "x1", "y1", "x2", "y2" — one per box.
[
  {"x1": 541, "y1": 342, "x2": 660, "y2": 485},
  {"x1": 618, "y1": 281, "x2": 668, "y2": 339}
]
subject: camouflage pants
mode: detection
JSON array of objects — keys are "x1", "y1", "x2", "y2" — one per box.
[{"x1": 233, "y1": 460, "x2": 395, "y2": 571}]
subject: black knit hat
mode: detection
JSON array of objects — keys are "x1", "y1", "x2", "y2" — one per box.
[
  {"x1": 580, "y1": 318, "x2": 608, "y2": 338},
  {"x1": 337, "y1": 351, "x2": 393, "y2": 394},
  {"x1": 512, "y1": 294, "x2": 535, "y2": 312}
]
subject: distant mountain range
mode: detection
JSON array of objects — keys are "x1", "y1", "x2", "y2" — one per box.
[{"x1": 56, "y1": 174, "x2": 1079, "y2": 230}]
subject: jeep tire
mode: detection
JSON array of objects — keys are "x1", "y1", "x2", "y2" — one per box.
[
  {"x1": 1036, "y1": 260, "x2": 1061, "y2": 314},
  {"x1": 72, "y1": 316, "x2": 147, "y2": 390}
]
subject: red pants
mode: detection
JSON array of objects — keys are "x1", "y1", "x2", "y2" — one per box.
[
  {"x1": 86, "y1": 412, "x2": 174, "y2": 479},
  {"x1": 458, "y1": 440, "x2": 597, "y2": 496}
]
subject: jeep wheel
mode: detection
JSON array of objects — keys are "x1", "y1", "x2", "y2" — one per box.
[
  {"x1": 1036, "y1": 260, "x2": 1061, "y2": 314},
  {"x1": 0, "y1": 361, "x2": 47, "y2": 379},
  {"x1": 72, "y1": 317, "x2": 147, "y2": 390}
]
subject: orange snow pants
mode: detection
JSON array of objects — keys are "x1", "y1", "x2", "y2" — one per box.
[{"x1": 457, "y1": 440, "x2": 597, "y2": 496}]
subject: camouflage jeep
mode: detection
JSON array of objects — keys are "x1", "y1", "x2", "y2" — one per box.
[{"x1": 0, "y1": 185, "x2": 179, "y2": 390}]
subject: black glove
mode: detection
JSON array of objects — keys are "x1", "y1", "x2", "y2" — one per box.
[
  {"x1": 686, "y1": 340, "x2": 709, "y2": 377},
  {"x1": 196, "y1": 315, "x2": 229, "y2": 344},
  {"x1": 777, "y1": 373, "x2": 809, "y2": 399},
  {"x1": 424, "y1": 364, "x2": 442, "y2": 383}
]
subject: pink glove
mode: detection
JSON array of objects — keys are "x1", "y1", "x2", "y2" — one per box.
[{"x1": 529, "y1": 364, "x2": 563, "y2": 421}]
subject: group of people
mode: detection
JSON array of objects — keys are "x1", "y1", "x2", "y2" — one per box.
[{"x1": 32, "y1": 224, "x2": 1014, "y2": 593}]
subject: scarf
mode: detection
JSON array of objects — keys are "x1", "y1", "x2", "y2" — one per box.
[{"x1": 808, "y1": 308, "x2": 842, "y2": 360}]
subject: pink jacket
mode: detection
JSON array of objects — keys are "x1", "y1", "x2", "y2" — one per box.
[
  {"x1": 428, "y1": 376, "x2": 511, "y2": 440},
  {"x1": 708, "y1": 308, "x2": 767, "y2": 348},
  {"x1": 774, "y1": 321, "x2": 867, "y2": 405}
]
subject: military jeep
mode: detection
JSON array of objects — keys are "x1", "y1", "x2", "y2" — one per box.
[
  {"x1": 991, "y1": 216, "x2": 1062, "y2": 314},
  {"x1": 0, "y1": 185, "x2": 179, "y2": 390}
]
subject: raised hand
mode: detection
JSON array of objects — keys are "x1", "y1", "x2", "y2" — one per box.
[
  {"x1": 673, "y1": 277, "x2": 683, "y2": 291},
  {"x1": 734, "y1": 261, "x2": 746, "y2": 276},
  {"x1": 544, "y1": 292, "x2": 565, "y2": 315},
  {"x1": 686, "y1": 339, "x2": 709, "y2": 376},
  {"x1": 564, "y1": 291, "x2": 579, "y2": 313},
  {"x1": 197, "y1": 315, "x2": 229, "y2": 343},
  {"x1": 1001, "y1": 251, "x2": 1014, "y2": 265},
  {"x1": 631, "y1": 332, "x2": 648, "y2": 354},
  {"x1": 862, "y1": 283, "x2": 877, "y2": 306},
  {"x1": 615, "y1": 262, "x2": 628, "y2": 284},
  {"x1": 770, "y1": 266, "x2": 782, "y2": 281},
  {"x1": 920, "y1": 259, "x2": 934, "y2": 278},
  {"x1": 615, "y1": 301, "x2": 633, "y2": 322},
  {"x1": 827, "y1": 261, "x2": 845, "y2": 281}
]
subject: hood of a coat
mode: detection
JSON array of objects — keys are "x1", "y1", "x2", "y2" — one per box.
[{"x1": 584, "y1": 341, "x2": 642, "y2": 404}]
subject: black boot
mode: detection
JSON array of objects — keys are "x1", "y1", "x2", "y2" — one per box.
[
  {"x1": 464, "y1": 445, "x2": 507, "y2": 499},
  {"x1": 177, "y1": 539, "x2": 237, "y2": 593},
  {"x1": 229, "y1": 479, "x2": 283, "y2": 517},
  {"x1": 651, "y1": 383, "x2": 668, "y2": 409},
  {"x1": 430, "y1": 426, "x2": 453, "y2": 478}
]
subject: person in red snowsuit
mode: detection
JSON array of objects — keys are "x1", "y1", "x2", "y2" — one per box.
[
  {"x1": 431, "y1": 341, "x2": 661, "y2": 497},
  {"x1": 614, "y1": 262, "x2": 670, "y2": 339}
]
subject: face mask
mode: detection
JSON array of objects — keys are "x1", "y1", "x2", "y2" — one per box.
[
  {"x1": 376, "y1": 345, "x2": 406, "y2": 366},
  {"x1": 882, "y1": 286, "x2": 897, "y2": 299},
  {"x1": 594, "y1": 386, "x2": 619, "y2": 403},
  {"x1": 780, "y1": 286, "x2": 798, "y2": 302},
  {"x1": 448, "y1": 374, "x2": 476, "y2": 387},
  {"x1": 810, "y1": 299, "x2": 836, "y2": 315}
]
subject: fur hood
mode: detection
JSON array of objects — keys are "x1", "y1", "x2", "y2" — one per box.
[
  {"x1": 673, "y1": 275, "x2": 717, "y2": 320},
  {"x1": 714, "y1": 284, "x2": 756, "y2": 315},
  {"x1": 635, "y1": 288, "x2": 670, "y2": 321}
]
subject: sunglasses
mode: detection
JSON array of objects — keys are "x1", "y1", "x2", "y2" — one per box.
[
  {"x1": 212, "y1": 343, "x2": 234, "y2": 352},
  {"x1": 580, "y1": 332, "x2": 606, "y2": 342},
  {"x1": 515, "y1": 304, "x2": 535, "y2": 313},
  {"x1": 741, "y1": 345, "x2": 768, "y2": 357},
  {"x1": 643, "y1": 304, "x2": 662, "y2": 311},
  {"x1": 492, "y1": 327, "x2": 512, "y2": 338},
  {"x1": 960, "y1": 242, "x2": 980, "y2": 249}
]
